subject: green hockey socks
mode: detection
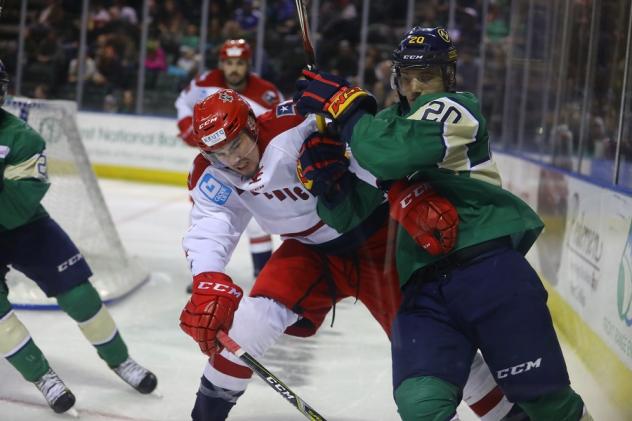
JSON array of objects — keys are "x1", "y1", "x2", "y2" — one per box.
[
  {"x1": 394, "y1": 376, "x2": 461, "y2": 421},
  {"x1": 518, "y1": 386, "x2": 585, "y2": 421},
  {"x1": 56, "y1": 282, "x2": 128, "y2": 368},
  {"x1": 1, "y1": 284, "x2": 49, "y2": 382}
]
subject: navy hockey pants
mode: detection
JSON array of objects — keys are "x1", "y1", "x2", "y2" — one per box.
[
  {"x1": 391, "y1": 246, "x2": 571, "y2": 403},
  {"x1": 0, "y1": 216, "x2": 92, "y2": 297}
]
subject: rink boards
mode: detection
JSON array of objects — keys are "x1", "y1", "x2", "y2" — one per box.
[{"x1": 495, "y1": 152, "x2": 632, "y2": 419}]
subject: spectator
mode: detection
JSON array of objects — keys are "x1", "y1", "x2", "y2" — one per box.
[
  {"x1": 114, "y1": 0, "x2": 138, "y2": 25},
  {"x1": 180, "y1": 23, "x2": 200, "y2": 51},
  {"x1": 329, "y1": 40, "x2": 358, "y2": 80},
  {"x1": 175, "y1": 45, "x2": 198, "y2": 76},
  {"x1": 38, "y1": 0, "x2": 65, "y2": 30},
  {"x1": 33, "y1": 84, "x2": 50, "y2": 99},
  {"x1": 145, "y1": 40, "x2": 167, "y2": 89},
  {"x1": 67, "y1": 55, "x2": 97, "y2": 84},
  {"x1": 234, "y1": 0, "x2": 260, "y2": 33}
]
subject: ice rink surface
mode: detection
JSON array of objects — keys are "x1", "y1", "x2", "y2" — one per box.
[{"x1": 0, "y1": 179, "x2": 621, "y2": 421}]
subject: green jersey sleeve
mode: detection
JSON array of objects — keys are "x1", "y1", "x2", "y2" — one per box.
[
  {"x1": 0, "y1": 109, "x2": 50, "y2": 231},
  {"x1": 316, "y1": 173, "x2": 385, "y2": 233}
]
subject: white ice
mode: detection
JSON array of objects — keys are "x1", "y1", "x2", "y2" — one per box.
[{"x1": 0, "y1": 179, "x2": 621, "y2": 421}]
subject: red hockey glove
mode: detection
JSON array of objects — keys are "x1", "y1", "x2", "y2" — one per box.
[
  {"x1": 179, "y1": 272, "x2": 243, "y2": 356},
  {"x1": 294, "y1": 69, "x2": 377, "y2": 125},
  {"x1": 387, "y1": 180, "x2": 459, "y2": 256},
  {"x1": 177, "y1": 116, "x2": 197, "y2": 147}
]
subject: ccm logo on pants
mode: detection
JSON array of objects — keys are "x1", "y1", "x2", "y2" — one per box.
[
  {"x1": 497, "y1": 357, "x2": 542, "y2": 379},
  {"x1": 57, "y1": 253, "x2": 84, "y2": 272}
]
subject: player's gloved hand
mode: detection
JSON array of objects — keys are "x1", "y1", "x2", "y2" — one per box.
[
  {"x1": 293, "y1": 69, "x2": 377, "y2": 126},
  {"x1": 179, "y1": 272, "x2": 243, "y2": 356},
  {"x1": 297, "y1": 131, "x2": 349, "y2": 198},
  {"x1": 387, "y1": 180, "x2": 459, "y2": 256},
  {"x1": 177, "y1": 116, "x2": 198, "y2": 147}
]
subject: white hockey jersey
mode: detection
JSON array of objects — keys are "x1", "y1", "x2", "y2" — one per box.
[{"x1": 183, "y1": 102, "x2": 377, "y2": 276}]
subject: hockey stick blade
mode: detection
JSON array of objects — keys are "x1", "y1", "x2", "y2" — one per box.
[{"x1": 217, "y1": 331, "x2": 327, "y2": 421}]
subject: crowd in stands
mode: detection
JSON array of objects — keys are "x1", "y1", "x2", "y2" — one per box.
[
  {"x1": 2, "y1": 0, "x2": 629, "y2": 185},
  {"x1": 1, "y1": 0, "x2": 507, "y2": 114}
]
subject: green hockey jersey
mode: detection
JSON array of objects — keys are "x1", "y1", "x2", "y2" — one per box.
[
  {"x1": 319, "y1": 92, "x2": 544, "y2": 286},
  {"x1": 0, "y1": 108, "x2": 49, "y2": 231}
]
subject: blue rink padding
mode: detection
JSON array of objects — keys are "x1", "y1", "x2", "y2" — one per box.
[{"x1": 11, "y1": 274, "x2": 151, "y2": 311}]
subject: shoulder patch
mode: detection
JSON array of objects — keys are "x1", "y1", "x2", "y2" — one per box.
[
  {"x1": 262, "y1": 90, "x2": 279, "y2": 105},
  {"x1": 275, "y1": 101, "x2": 296, "y2": 117},
  {"x1": 198, "y1": 173, "x2": 232, "y2": 205}
]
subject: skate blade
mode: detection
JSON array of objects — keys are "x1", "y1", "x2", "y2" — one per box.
[
  {"x1": 150, "y1": 388, "x2": 163, "y2": 399},
  {"x1": 65, "y1": 407, "x2": 79, "y2": 418}
]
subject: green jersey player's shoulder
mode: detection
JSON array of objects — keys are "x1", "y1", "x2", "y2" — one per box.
[
  {"x1": 375, "y1": 103, "x2": 400, "y2": 119},
  {"x1": 0, "y1": 108, "x2": 46, "y2": 152}
]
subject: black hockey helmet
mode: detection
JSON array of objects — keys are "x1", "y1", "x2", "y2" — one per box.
[
  {"x1": 0, "y1": 58, "x2": 8, "y2": 106},
  {"x1": 391, "y1": 26, "x2": 458, "y2": 94}
]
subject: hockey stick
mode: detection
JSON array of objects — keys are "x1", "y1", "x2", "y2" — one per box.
[
  {"x1": 294, "y1": 0, "x2": 327, "y2": 133},
  {"x1": 217, "y1": 331, "x2": 327, "y2": 421}
]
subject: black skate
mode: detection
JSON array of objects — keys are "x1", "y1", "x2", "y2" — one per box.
[
  {"x1": 33, "y1": 368, "x2": 76, "y2": 414},
  {"x1": 113, "y1": 357, "x2": 157, "y2": 394}
]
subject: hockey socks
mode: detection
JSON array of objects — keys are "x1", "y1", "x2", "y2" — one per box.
[
  {"x1": 517, "y1": 386, "x2": 585, "y2": 421},
  {"x1": 1, "y1": 287, "x2": 50, "y2": 382},
  {"x1": 394, "y1": 376, "x2": 460, "y2": 421},
  {"x1": 192, "y1": 376, "x2": 244, "y2": 421},
  {"x1": 56, "y1": 281, "x2": 128, "y2": 368}
]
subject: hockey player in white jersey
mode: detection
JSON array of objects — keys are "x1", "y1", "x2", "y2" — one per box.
[
  {"x1": 178, "y1": 89, "x2": 524, "y2": 420},
  {"x1": 175, "y1": 39, "x2": 284, "y2": 283}
]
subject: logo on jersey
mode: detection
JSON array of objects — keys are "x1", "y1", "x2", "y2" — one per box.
[
  {"x1": 296, "y1": 161, "x2": 313, "y2": 191},
  {"x1": 263, "y1": 90, "x2": 278, "y2": 105},
  {"x1": 219, "y1": 91, "x2": 234, "y2": 103},
  {"x1": 276, "y1": 102, "x2": 295, "y2": 117},
  {"x1": 250, "y1": 166, "x2": 264, "y2": 184},
  {"x1": 199, "y1": 173, "x2": 232, "y2": 205},
  {"x1": 201, "y1": 128, "x2": 227, "y2": 147}
]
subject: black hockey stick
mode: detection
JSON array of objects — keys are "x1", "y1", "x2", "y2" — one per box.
[
  {"x1": 217, "y1": 331, "x2": 327, "y2": 421},
  {"x1": 294, "y1": 0, "x2": 327, "y2": 133}
]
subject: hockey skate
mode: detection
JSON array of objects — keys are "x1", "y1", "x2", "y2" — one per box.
[
  {"x1": 33, "y1": 368, "x2": 76, "y2": 414},
  {"x1": 112, "y1": 357, "x2": 157, "y2": 394}
]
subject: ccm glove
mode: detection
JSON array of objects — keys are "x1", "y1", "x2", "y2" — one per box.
[
  {"x1": 177, "y1": 116, "x2": 197, "y2": 147},
  {"x1": 179, "y1": 272, "x2": 243, "y2": 356},
  {"x1": 388, "y1": 180, "x2": 459, "y2": 256},
  {"x1": 294, "y1": 69, "x2": 377, "y2": 126},
  {"x1": 297, "y1": 131, "x2": 349, "y2": 197}
]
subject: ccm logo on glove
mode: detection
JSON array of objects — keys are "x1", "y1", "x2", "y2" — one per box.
[
  {"x1": 197, "y1": 281, "x2": 242, "y2": 298},
  {"x1": 388, "y1": 180, "x2": 459, "y2": 256},
  {"x1": 179, "y1": 272, "x2": 243, "y2": 356},
  {"x1": 397, "y1": 183, "x2": 434, "y2": 209}
]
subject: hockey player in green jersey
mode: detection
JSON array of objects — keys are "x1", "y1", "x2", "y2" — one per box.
[
  {"x1": 294, "y1": 27, "x2": 592, "y2": 421},
  {"x1": 0, "y1": 59, "x2": 157, "y2": 415}
]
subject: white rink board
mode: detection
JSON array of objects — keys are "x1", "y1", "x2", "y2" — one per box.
[{"x1": 77, "y1": 112, "x2": 197, "y2": 173}]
